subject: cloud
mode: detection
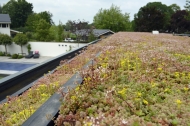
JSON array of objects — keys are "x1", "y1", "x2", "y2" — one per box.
[{"x1": 1, "y1": 0, "x2": 186, "y2": 25}]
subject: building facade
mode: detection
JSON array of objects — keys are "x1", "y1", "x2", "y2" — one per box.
[{"x1": 0, "y1": 14, "x2": 11, "y2": 36}]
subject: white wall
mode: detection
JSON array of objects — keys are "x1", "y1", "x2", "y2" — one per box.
[
  {"x1": 0, "y1": 42, "x2": 28, "y2": 55},
  {"x1": 0, "y1": 24, "x2": 11, "y2": 36},
  {"x1": 0, "y1": 42, "x2": 87, "y2": 57}
]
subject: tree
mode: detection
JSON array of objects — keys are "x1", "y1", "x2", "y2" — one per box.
[
  {"x1": 185, "y1": 0, "x2": 190, "y2": 11},
  {"x1": 170, "y1": 10, "x2": 190, "y2": 33},
  {"x1": 184, "y1": 0, "x2": 190, "y2": 20},
  {"x1": 49, "y1": 25, "x2": 57, "y2": 41},
  {"x1": 65, "y1": 20, "x2": 73, "y2": 31},
  {"x1": 38, "y1": 11, "x2": 54, "y2": 25},
  {"x1": 169, "y1": 4, "x2": 181, "y2": 12},
  {"x1": 134, "y1": 2, "x2": 173, "y2": 32},
  {"x1": 2, "y1": 0, "x2": 33, "y2": 28},
  {"x1": 0, "y1": 34, "x2": 12, "y2": 54},
  {"x1": 25, "y1": 13, "x2": 39, "y2": 32},
  {"x1": 57, "y1": 21, "x2": 64, "y2": 42},
  {"x1": 69, "y1": 20, "x2": 90, "y2": 42},
  {"x1": 26, "y1": 11, "x2": 54, "y2": 32},
  {"x1": 93, "y1": 4, "x2": 131, "y2": 32},
  {"x1": 36, "y1": 19, "x2": 51, "y2": 41},
  {"x1": 134, "y1": 6, "x2": 165, "y2": 32},
  {"x1": 14, "y1": 33, "x2": 28, "y2": 54},
  {"x1": 0, "y1": 4, "x2": 2, "y2": 13},
  {"x1": 48, "y1": 23, "x2": 64, "y2": 42}
]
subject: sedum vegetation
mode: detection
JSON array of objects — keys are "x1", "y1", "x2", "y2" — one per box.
[
  {"x1": 0, "y1": 32, "x2": 190, "y2": 126},
  {"x1": 0, "y1": 40, "x2": 101, "y2": 125},
  {"x1": 55, "y1": 32, "x2": 190, "y2": 126}
]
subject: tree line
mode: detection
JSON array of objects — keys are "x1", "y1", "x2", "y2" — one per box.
[
  {"x1": 0, "y1": 0, "x2": 63, "y2": 42},
  {"x1": 133, "y1": 1, "x2": 190, "y2": 33},
  {"x1": 0, "y1": 0, "x2": 190, "y2": 44},
  {"x1": 93, "y1": 1, "x2": 190, "y2": 33}
]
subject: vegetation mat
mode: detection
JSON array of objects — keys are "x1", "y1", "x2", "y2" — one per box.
[{"x1": 55, "y1": 32, "x2": 190, "y2": 126}]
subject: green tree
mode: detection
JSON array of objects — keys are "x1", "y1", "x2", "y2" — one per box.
[
  {"x1": 169, "y1": 4, "x2": 181, "y2": 12},
  {"x1": 185, "y1": 0, "x2": 190, "y2": 11},
  {"x1": 65, "y1": 20, "x2": 72, "y2": 31},
  {"x1": 48, "y1": 24, "x2": 64, "y2": 42},
  {"x1": 93, "y1": 4, "x2": 131, "y2": 32},
  {"x1": 38, "y1": 11, "x2": 54, "y2": 25},
  {"x1": 14, "y1": 33, "x2": 28, "y2": 54},
  {"x1": 57, "y1": 21, "x2": 64, "y2": 42},
  {"x1": 25, "y1": 32, "x2": 32, "y2": 40},
  {"x1": 134, "y1": 2, "x2": 173, "y2": 32},
  {"x1": 49, "y1": 25, "x2": 57, "y2": 41},
  {"x1": 185, "y1": 0, "x2": 190, "y2": 20},
  {"x1": 0, "y1": 4, "x2": 2, "y2": 13},
  {"x1": 0, "y1": 34, "x2": 12, "y2": 54},
  {"x1": 36, "y1": 19, "x2": 51, "y2": 41},
  {"x1": 26, "y1": 11, "x2": 54, "y2": 32},
  {"x1": 25, "y1": 13, "x2": 39, "y2": 32},
  {"x1": 2, "y1": 0, "x2": 33, "y2": 28}
]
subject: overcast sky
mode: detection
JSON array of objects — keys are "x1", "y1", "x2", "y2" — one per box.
[{"x1": 1, "y1": 0, "x2": 186, "y2": 25}]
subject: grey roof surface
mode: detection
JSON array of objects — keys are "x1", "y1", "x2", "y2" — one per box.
[
  {"x1": 93, "y1": 29, "x2": 114, "y2": 37},
  {"x1": 0, "y1": 14, "x2": 11, "y2": 23},
  {"x1": 76, "y1": 29, "x2": 114, "y2": 37}
]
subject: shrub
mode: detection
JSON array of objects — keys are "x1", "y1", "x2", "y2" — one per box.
[
  {"x1": 11, "y1": 54, "x2": 18, "y2": 59},
  {"x1": 6, "y1": 53, "x2": 11, "y2": 57},
  {"x1": 27, "y1": 44, "x2": 31, "y2": 54},
  {"x1": 70, "y1": 34, "x2": 76, "y2": 40},
  {"x1": 0, "y1": 51, "x2": 5, "y2": 56},
  {"x1": 18, "y1": 55, "x2": 24, "y2": 59}
]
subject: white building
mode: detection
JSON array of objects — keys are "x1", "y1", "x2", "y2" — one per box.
[{"x1": 0, "y1": 14, "x2": 11, "y2": 36}]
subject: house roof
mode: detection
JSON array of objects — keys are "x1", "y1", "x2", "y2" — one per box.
[
  {"x1": 76, "y1": 29, "x2": 114, "y2": 37},
  {"x1": 93, "y1": 29, "x2": 114, "y2": 37},
  {"x1": 0, "y1": 14, "x2": 11, "y2": 23}
]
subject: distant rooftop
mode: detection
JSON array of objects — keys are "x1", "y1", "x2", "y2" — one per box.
[
  {"x1": 0, "y1": 14, "x2": 11, "y2": 23},
  {"x1": 76, "y1": 29, "x2": 114, "y2": 37},
  {"x1": 93, "y1": 29, "x2": 114, "y2": 37}
]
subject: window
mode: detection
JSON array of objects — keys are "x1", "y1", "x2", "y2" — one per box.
[
  {"x1": 2, "y1": 24, "x2": 7, "y2": 28},
  {"x1": 0, "y1": 24, "x2": 1, "y2": 27}
]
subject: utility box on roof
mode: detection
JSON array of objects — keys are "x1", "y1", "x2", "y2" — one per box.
[{"x1": 152, "y1": 31, "x2": 159, "y2": 34}]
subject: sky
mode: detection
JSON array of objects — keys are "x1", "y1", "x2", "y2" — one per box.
[{"x1": 1, "y1": 0, "x2": 186, "y2": 25}]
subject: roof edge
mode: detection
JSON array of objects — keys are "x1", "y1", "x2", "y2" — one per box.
[{"x1": 96, "y1": 30, "x2": 115, "y2": 37}]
